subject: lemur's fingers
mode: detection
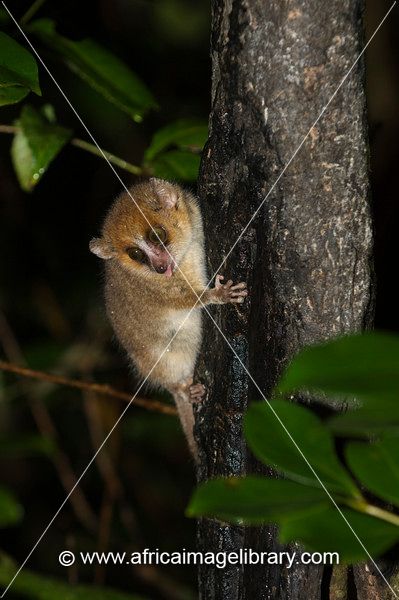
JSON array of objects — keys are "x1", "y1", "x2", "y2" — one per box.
[
  {"x1": 215, "y1": 274, "x2": 224, "y2": 288},
  {"x1": 189, "y1": 383, "x2": 206, "y2": 404},
  {"x1": 214, "y1": 276, "x2": 248, "y2": 305},
  {"x1": 230, "y1": 282, "x2": 247, "y2": 290},
  {"x1": 215, "y1": 275, "x2": 233, "y2": 290}
]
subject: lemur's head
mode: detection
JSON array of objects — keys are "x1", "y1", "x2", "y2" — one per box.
[{"x1": 90, "y1": 178, "x2": 195, "y2": 277}]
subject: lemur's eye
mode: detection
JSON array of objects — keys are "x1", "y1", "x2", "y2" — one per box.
[
  {"x1": 126, "y1": 247, "x2": 146, "y2": 262},
  {"x1": 148, "y1": 226, "x2": 167, "y2": 245}
]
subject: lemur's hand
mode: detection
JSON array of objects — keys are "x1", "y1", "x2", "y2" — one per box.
[{"x1": 211, "y1": 274, "x2": 248, "y2": 304}]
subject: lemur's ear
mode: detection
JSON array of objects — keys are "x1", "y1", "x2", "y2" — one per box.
[
  {"x1": 89, "y1": 237, "x2": 116, "y2": 260},
  {"x1": 150, "y1": 177, "x2": 179, "y2": 209}
]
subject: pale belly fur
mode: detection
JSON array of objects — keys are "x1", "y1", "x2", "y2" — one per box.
[{"x1": 131, "y1": 308, "x2": 202, "y2": 388}]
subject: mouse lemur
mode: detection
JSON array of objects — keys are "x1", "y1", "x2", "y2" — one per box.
[{"x1": 90, "y1": 178, "x2": 248, "y2": 459}]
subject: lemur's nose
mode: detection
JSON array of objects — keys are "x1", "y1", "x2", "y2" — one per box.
[{"x1": 155, "y1": 264, "x2": 167, "y2": 274}]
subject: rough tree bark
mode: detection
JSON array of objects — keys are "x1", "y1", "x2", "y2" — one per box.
[{"x1": 193, "y1": 1, "x2": 388, "y2": 599}]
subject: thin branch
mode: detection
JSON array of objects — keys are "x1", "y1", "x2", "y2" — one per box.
[
  {"x1": 0, "y1": 312, "x2": 97, "y2": 532},
  {"x1": 84, "y1": 392, "x2": 125, "y2": 500},
  {"x1": 0, "y1": 125, "x2": 15, "y2": 134},
  {"x1": 71, "y1": 138, "x2": 142, "y2": 176},
  {"x1": 0, "y1": 125, "x2": 143, "y2": 177},
  {"x1": 95, "y1": 490, "x2": 114, "y2": 585},
  {"x1": 346, "y1": 496, "x2": 399, "y2": 527},
  {"x1": 20, "y1": 0, "x2": 48, "y2": 26},
  {"x1": 30, "y1": 395, "x2": 99, "y2": 533},
  {"x1": 360, "y1": 503, "x2": 399, "y2": 528},
  {"x1": 83, "y1": 388, "x2": 141, "y2": 534},
  {"x1": 84, "y1": 390, "x2": 119, "y2": 585},
  {"x1": 0, "y1": 359, "x2": 177, "y2": 416}
]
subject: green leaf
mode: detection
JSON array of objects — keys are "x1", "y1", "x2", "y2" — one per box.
[
  {"x1": 11, "y1": 105, "x2": 72, "y2": 192},
  {"x1": 145, "y1": 119, "x2": 207, "y2": 181},
  {"x1": 150, "y1": 150, "x2": 201, "y2": 181},
  {"x1": 277, "y1": 332, "x2": 399, "y2": 404},
  {"x1": 29, "y1": 19, "x2": 156, "y2": 122},
  {"x1": 0, "y1": 85, "x2": 30, "y2": 107},
  {"x1": 244, "y1": 402, "x2": 360, "y2": 498},
  {"x1": 0, "y1": 32, "x2": 41, "y2": 106},
  {"x1": 280, "y1": 505, "x2": 399, "y2": 563},
  {"x1": 187, "y1": 476, "x2": 328, "y2": 524},
  {"x1": 144, "y1": 118, "x2": 208, "y2": 161},
  {"x1": 329, "y1": 405, "x2": 399, "y2": 437},
  {"x1": 0, "y1": 553, "x2": 147, "y2": 600},
  {"x1": 346, "y1": 436, "x2": 399, "y2": 507},
  {"x1": 0, "y1": 487, "x2": 23, "y2": 528}
]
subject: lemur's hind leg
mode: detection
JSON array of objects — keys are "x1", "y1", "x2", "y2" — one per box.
[{"x1": 169, "y1": 377, "x2": 206, "y2": 461}]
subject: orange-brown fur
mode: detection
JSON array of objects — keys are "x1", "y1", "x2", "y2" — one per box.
[{"x1": 90, "y1": 178, "x2": 247, "y2": 460}]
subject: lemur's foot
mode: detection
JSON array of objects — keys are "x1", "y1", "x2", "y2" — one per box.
[
  {"x1": 214, "y1": 274, "x2": 248, "y2": 304},
  {"x1": 189, "y1": 383, "x2": 206, "y2": 404}
]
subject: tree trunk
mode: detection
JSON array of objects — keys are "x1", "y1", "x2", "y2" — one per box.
[{"x1": 195, "y1": 0, "x2": 377, "y2": 598}]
